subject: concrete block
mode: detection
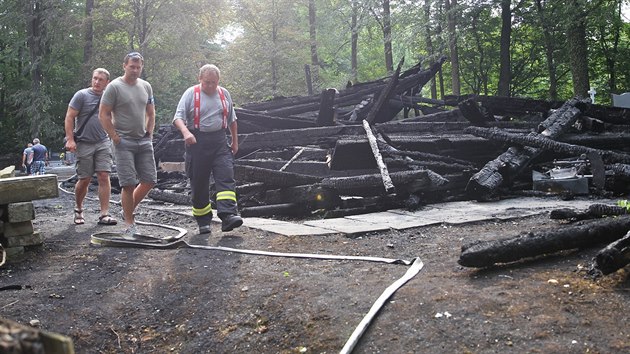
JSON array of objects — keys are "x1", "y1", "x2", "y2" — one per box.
[
  {"x1": 3, "y1": 202, "x2": 35, "y2": 223},
  {"x1": 1, "y1": 220, "x2": 34, "y2": 238},
  {"x1": 0, "y1": 174, "x2": 58, "y2": 204},
  {"x1": 1, "y1": 231, "x2": 43, "y2": 247},
  {"x1": 0, "y1": 165, "x2": 16, "y2": 178}
]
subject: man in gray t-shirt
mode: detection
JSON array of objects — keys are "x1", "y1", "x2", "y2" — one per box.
[
  {"x1": 65, "y1": 68, "x2": 116, "y2": 226},
  {"x1": 99, "y1": 52, "x2": 157, "y2": 238}
]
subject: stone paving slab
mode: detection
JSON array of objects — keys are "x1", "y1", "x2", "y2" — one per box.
[
  {"x1": 244, "y1": 217, "x2": 339, "y2": 236},
  {"x1": 344, "y1": 211, "x2": 442, "y2": 230},
  {"x1": 303, "y1": 218, "x2": 391, "y2": 236},
  {"x1": 147, "y1": 197, "x2": 619, "y2": 237}
]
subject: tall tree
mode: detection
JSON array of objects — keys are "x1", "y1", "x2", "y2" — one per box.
[
  {"x1": 566, "y1": 0, "x2": 590, "y2": 98},
  {"x1": 308, "y1": 0, "x2": 320, "y2": 88},
  {"x1": 424, "y1": 0, "x2": 438, "y2": 99},
  {"x1": 497, "y1": 0, "x2": 512, "y2": 97},
  {"x1": 445, "y1": 0, "x2": 460, "y2": 95},
  {"x1": 83, "y1": 0, "x2": 95, "y2": 84}
]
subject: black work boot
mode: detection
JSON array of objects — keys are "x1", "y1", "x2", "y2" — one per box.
[
  {"x1": 221, "y1": 214, "x2": 243, "y2": 232},
  {"x1": 196, "y1": 213, "x2": 212, "y2": 234}
]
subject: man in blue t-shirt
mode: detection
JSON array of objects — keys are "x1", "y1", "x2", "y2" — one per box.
[{"x1": 30, "y1": 138, "x2": 48, "y2": 175}]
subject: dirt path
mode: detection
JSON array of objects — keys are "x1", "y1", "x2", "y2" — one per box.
[{"x1": 2, "y1": 191, "x2": 630, "y2": 353}]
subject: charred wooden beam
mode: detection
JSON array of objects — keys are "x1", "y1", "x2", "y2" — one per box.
[
  {"x1": 466, "y1": 98, "x2": 589, "y2": 199},
  {"x1": 264, "y1": 184, "x2": 341, "y2": 210},
  {"x1": 465, "y1": 126, "x2": 630, "y2": 164},
  {"x1": 550, "y1": 203, "x2": 630, "y2": 221},
  {"x1": 330, "y1": 134, "x2": 502, "y2": 170},
  {"x1": 148, "y1": 189, "x2": 192, "y2": 206},
  {"x1": 459, "y1": 215, "x2": 630, "y2": 268},
  {"x1": 592, "y1": 230, "x2": 630, "y2": 275},
  {"x1": 240, "y1": 203, "x2": 305, "y2": 218},
  {"x1": 317, "y1": 88, "x2": 337, "y2": 126},
  {"x1": 234, "y1": 165, "x2": 322, "y2": 187},
  {"x1": 236, "y1": 108, "x2": 317, "y2": 130},
  {"x1": 458, "y1": 98, "x2": 492, "y2": 126},
  {"x1": 364, "y1": 57, "x2": 404, "y2": 124},
  {"x1": 321, "y1": 169, "x2": 448, "y2": 195}
]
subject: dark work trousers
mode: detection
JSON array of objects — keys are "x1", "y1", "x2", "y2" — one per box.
[{"x1": 185, "y1": 130, "x2": 238, "y2": 225}]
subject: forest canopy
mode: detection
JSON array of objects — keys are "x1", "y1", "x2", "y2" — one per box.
[{"x1": 1, "y1": 0, "x2": 630, "y2": 158}]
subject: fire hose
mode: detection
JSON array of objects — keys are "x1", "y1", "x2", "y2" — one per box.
[{"x1": 61, "y1": 179, "x2": 425, "y2": 353}]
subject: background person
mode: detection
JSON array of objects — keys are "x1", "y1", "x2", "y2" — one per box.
[
  {"x1": 64, "y1": 68, "x2": 117, "y2": 226},
  {"x1": 99, "y1": 52, "x2": 157, "y2": 238},
  {"x1": 21, "y1": 142, "x2": 33, "y2": 175},
  {"x1": 172, "y1": 64, "x2": 242, "y2": 234},
  {"x1": 30, "y1": 138, "x2": 48, "y2": 175}
]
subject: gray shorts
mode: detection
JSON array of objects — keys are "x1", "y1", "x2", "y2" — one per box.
[
  {"x1": 76, "y1": 139, "x2": 113, "y2": 179},
  {"x1": 114, "y1": 136, "x2": 157, "y2": 187}
]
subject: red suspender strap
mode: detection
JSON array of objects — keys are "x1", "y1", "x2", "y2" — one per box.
[
  {"x1": 217, "y1": 86, "x2": 228, "y2": 129},
  {"x1": 193, "y1": 84, "x2": 201, "y2": 129}
]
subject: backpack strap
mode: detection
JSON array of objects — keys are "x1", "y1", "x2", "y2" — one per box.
[
  {"x1": 217, "y1": 86, "x2": 228, "y2": 129},
  {"x1": 193, "y1": 84, "x2": 201, "y2": 130},
  {"x1": 193, "y1": 85, "x2": 229, "y2": 130}
]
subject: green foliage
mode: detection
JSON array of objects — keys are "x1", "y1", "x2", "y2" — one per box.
[{"x1": 2, "y1": 0, "x2": 630, "y2": 161}]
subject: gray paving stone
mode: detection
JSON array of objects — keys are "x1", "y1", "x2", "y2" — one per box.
[{"x1": 304, "y1": 218, "x2": 391, "y2": 235}]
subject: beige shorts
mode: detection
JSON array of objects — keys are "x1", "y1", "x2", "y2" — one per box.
[{"x1": 76, "y1": 139, "x2": 114, "y2": 179}]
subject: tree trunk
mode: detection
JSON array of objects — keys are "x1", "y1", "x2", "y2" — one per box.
[
  {"x1": 445, "y1": 0, "x2": 460, "y2": 96},
  {"x1": 83, "y1": 0, "x2": 95, "y2": 85},
  {"x1": 424, "y1": 0, "x2": 437, "y2": 100},
  {"x1": 497, "y1": 0, "x2": 512, "y2": 97},
  {"x1": 535, "y1": 0, "x2": 559, "y2": 100},
  {"x1": 351, "y1": 0, "x2": 359, "y2": 84},
  {"x1": 382, "y1": 0, "x2": 394, "y2": 74},
  {"x1": 308, "y1": 0, "x2": 319, "y2": 88},
  {"x1": 567, "y1": 0, "x2": 590, "y2": 98},
  {"x1": 26, "y1": 0, "x2": 46, "y2": 138}
]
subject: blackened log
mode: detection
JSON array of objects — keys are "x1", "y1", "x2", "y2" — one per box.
[
  {"x1": 399, "y1": 109, "x2": 464, "y2": 123},
  {"x1": 237, "y1": 159, "x2": 331, "y2": 176},
  {"x1": 240, "y1": 203, "x2": 305, "y2": 217},
  {"x1": 458, "y1": 215, "x2": 630, "y2": 268},
  {"x1": 550, "y1": 204, "x2": 630, "y2": 221},
  {"x1": 234, "y1": 165, "x2": 322, "y2": 187},
  {"x1": 323, "y1": 194, "x2": 406, "y2": 218},
  {"x1": 475, "y1": 95, "x2": 557, "y2": 117},
  {"x1": 466, "y1": 98, "x2": 588, "y2": 199},
  {"x1": 264, "y1": 184, "x2": 341, "y2": 210},
  {"x1": 458, "y1": 98, "x2": 492, "y2": 126},
  {"x1": 465, "y1": 126, "x2": 630, "y2": 164},
  {"x1": 317, "y1": 88, "x2": 337, "y2": 126},
  {"x1": 610, "y1": 163, "x2": 630, "y2": 177},
  {"x1": 148, "y1": 189, "x2": 192, "y2": 206},
  {"x1": 321, "y1": 169, "x2": 448, "y2": 195},
  {"x1": 364, "y1": 57, "x2": 404, "y2": 124},
  {"x1": 537, "y1": 98, "x2": 589, "y2": 135},
  {"x1": 592, "y1": 230, "x2": 630, "y2": 275},
  {"x1": 236, "y1": 108, "x2": 317, "y2": 129},
  {"x1": 330, "y1": 134, "x2": 503, "y2": 170},
  {"x1": 237, "y1": 122, "x2": 478, "y2": 156}
]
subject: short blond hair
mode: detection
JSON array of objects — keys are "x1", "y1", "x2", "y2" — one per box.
[{"x1": 93, "y1": 68, "x2": 110, "y2": 80}]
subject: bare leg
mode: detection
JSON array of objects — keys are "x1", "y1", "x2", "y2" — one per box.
[
  {"x1": 96, "y1": 171, "x2": 111, "y2": 217},
  {"x1": 74, "y1": 177, "x2": 91, "y2": 212},
  {"x1": 121, "y1": 185, "x2": 135, "y2": 227},
  {"x1": 132, "y1": 182, "x2": 155, "y2": 212}
]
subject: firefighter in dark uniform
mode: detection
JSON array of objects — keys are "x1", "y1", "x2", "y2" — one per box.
[{"x1": 172, "y1": 64, "x2": 243, "y2": 234}]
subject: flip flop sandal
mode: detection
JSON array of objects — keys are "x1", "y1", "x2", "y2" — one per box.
[
  {"x1": 74, "y1": 209, "x2": 85, "y2": 225},
  {"x1": 98, "y1": 214, "x2": 118, "y2": 225}
]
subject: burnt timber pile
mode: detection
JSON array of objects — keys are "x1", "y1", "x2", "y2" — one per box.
[{"x1": 152, "y1": 57, "x2": 630, "y2": 223}]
